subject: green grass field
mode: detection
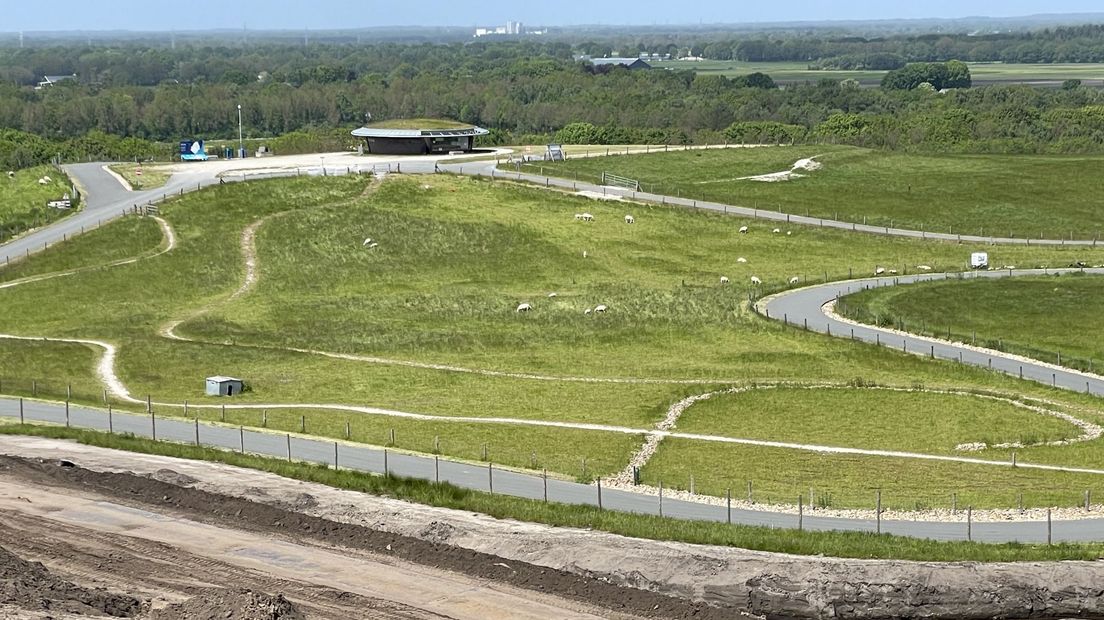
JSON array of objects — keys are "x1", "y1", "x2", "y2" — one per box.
[
  {"x1": 3, "y1": 173, "x2": 1104, "y2": 504},
  {"x1": 523, "y1": 146, "x2": 1104, "y2": 239},
  {"x1": 0, "y1": 165, "x2": 74, "y2": 242},
  {"x1": 652, "y1": 60, "x2": 1104, "y2": 87},
  {"x1": 838, "y1": 273, "x2": 1104, "y2": 372},
  {"x1": 107, "y1": 163, "x2": 172, "y2": 190},
  {"x1": 673, "y1": 387, "x2": 1083, "y2": 455}
]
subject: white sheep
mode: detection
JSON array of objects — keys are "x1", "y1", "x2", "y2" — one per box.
[
  {"x1": 37, "y1": 178, "x2": 48, "y2": 185},
  {"x1": 516, "y1": 303, "x2": 533, "y2": 313},
  {"x1": 789, "y1": 276, "x2": 800, "y2": 285},
  {"x1": 548, "y1": 292, "x2": 558, "y2": 298},
  {"x1": 916, "y1": 265, "x2": 933, "y2": 271},
  {"x1": 6, "y1": 171, "x2": 13, "y2": 179},
  {"x1": 739, "y1": 226, "x2": 749, "y2": 234},
  {"x1": 582, "y1": 250, "x2": 588, "y2": 258},
  {"x1": 584, "y1": 308, "x2": 593, "y2": 315},
  {"x1": 750, "y1": 276, "x2": 762, "y2": 285},
  {"x1": 737, "y1": 257, "x2": 748, "y2": 264},
  {"x1": 594, "y1": 305, "x2": 608, "y2": 313},
  {"x1": 625, "y1": 215, "x2": 635, "y2": 224},
  {"x1": 889, "y1": 269, "x2": 898, "y2": 275},
  {"x1": 574, "y1": 214, "x2": 584, "y2": 220},
  {"x1": 581, "y1": 213, "x2": 595, "y2": 222},
  {"x1": 720, "y1": 276, "x2": 730, "y2": 285},
  {"x1": 363, "y1": 237, "x2": 373, "y2": 246},
  {"x1": 1002, "y1": 265, "x2": 1017, "y2": 270},
  {"x1": 42, "y1": 175, "x2": 51, "y2": 182},
  {"x1": 368, "y1": 243, "x2": 379, "y2": 249},
  {"x1": 875, "y1": 267, "x2": 886, "y2": 275},
  {"x1": 772, "y1": 228, "x2": 781, "y2": 234},
  {"x1": 786, "y1": 231, "x2": 792, "y2": 236}
]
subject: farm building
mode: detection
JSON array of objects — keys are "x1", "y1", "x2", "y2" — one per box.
[
  {"x1": 351, "y1": 121, "x2": 490, "y2": 155},
  {"x1": 205, "y1": 376, "x2": 244, "y2": 397},
  {"x1": 588, "y1": 57, "x2": 653, "y2": 70}
]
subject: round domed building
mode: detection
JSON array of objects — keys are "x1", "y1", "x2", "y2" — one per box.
[{"x1": 351, "y1": 119, "x2": 489, "y2": 155}]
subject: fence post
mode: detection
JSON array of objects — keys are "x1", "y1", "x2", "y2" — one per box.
[
  {"x1": 67, "y1": 384, "x2": 71, "y2": 400},
  {"x1": 32, "y1": 380, "x2": 36, "y2": 396},
  {"x1": 542, "y1": 468, "x2": 548, "y2": 502},
  {"x1": 151, "y1": 411, "x2": 156, "y2": 441},
  {"x1": 747, "y1": 480, "x2": 753, "y2": 503},
  {"x1": 194, "y1": 418, "x2": 200, "y2": 446},
  {"x1": 952, "y1": 492, "x2": 958, "y2": 514},
  {"x1": 333, "y1": 442, "x2": 338, "y2": 470},
  {"x1": 798, "y1": 495, "x2": 803, "y2": 531},
  {"x1": 1047, "y1": 508, "x2": 1052, "y2": 545},
  {"x1": 389, "y1": 428, "x2": 395, "y2": 446},
  {"x1": 597, "y1": 477, "x2": 603, "y2": 510},
  {"x1": 240, "y1": 427, "x2": 245, "y2": 453},
  {"x1": 726, "y1": 488, "x2": 732, "y2": 524},
  {"x1": 384, "y1": 449, "x2": 389, "y2": 477},
  {"x1": 1086, "y1": 490, "x2": 1092, "y2": 512},
  {"x1": 221, "y1": 404, "x2": 226, "y2": 422},
  {"x1": 286, "y1": 434, "x2": 291, "y2": 462},
  {"x1": 967, "y1": 506, "x2": 973, "y2": 541},
  {"x1": 876, "y1": 490, "x2": 882, "y2": 534},
  {"x1": 19, "y1": 398, "x2": 23, "y2": 424},
  {"x1": 300, "y1": 415, "x2": 305, "y2": 433},
  {"x1": 146, "y1": 394, "x2": 151, "y2": 414},
  {"x1": 434, "y1": 455, "x2": 440, "y2": 483},
  {"x1": 488, "y1": 462, "x2": 493, "y2": 493}
]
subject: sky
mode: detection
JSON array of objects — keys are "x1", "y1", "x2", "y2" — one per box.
[{"x1": 4, "y1": 0, "x2": 1104, "y2": 31}]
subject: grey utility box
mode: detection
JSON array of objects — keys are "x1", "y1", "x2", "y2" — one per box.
[{"x1": 205, "y1": 376, "x2": 244, "y2": 397}]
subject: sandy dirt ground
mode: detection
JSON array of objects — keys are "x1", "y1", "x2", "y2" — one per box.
[
  {"x1": 4, "y1": 436, "x2": 1104, "y2": 619},
  {"x1": 0, "y1": 437, "x2": 727, "y2": 619}
]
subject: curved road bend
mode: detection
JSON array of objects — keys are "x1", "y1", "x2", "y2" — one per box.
[
  {"x1": 439, "y1": 161, "x2": 1103, "y2": 247},
  {"x1": 759, "y1": 268, "x2": 1104, "y2": 397},
  {"x1": 0, "y1": 163, "x2": 221, "y2": 266},
  {"x1": 4, "y1": 397, "x2": 1104, "y2": 543}
]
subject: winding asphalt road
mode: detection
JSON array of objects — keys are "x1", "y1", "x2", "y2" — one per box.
[
  {"x1": 4, "y1": 396, "x2": 1104, "y2": 544},
  {"x1": 5, "y1": 156, "x2": 1104, "y2": 542},
  {"x1": 759, "y1": 269, "x2": 1104, "y2": 397}
]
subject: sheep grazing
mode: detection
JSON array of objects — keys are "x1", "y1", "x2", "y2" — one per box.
[
  {"x1": 737, "y1": 257, "x2": 748, "y2": 264},
  {"x1": 368, "y1": 243, "x2": 379, "y2": 249},
  {"x1": 6, "y1": 171, "x2": 13, "y2": 179},
  {"x1": 772, "y1": 228, "x2": 781, "y2": 234},
  {"x1": 37, "y1": 178, "x2": 48, "y2": 185},
  {"x1": 516, "y1": 303, "x2": 533, "y2": 313},
  {"x1": 875, "y1": 267, "x2": 886, "y2": 275},
  {"x1": 739, "y1": 226, "x2": 749, "y2": 234},
  {"x1": 574, "y1": 214, "x2": 584, "y2": 220},
  {"x1": 750, "y1": 276, "x2": 762, "y2": 285},
  {"x1": 594, "y1": 305, "x2": 608, "y2": 313},
  {"x1": 916, "y1": 265, "x2": 933, "y2": 271},
  {"x1": 720, "y1": 276, "x2": 730, "y2": 285},
  {"x1": 548, "y1": 292, "x2": 558, "y2": 298},
  {"x1": 42, "y1": 175, "x2": 51, "y2": 182},
  {"x1": 581, "y1": 213, "x2": 595, "y2": 222},
  {"x1": 362, "y1": 237, "x2": 373, "y2": 246},
  {"x1": 889, "y1": 269, "x2": 898, "y2": 275},
  {"x1": 786, "y1": 231, "x2": 792, "y2": 236},
  {"x1": 584, "y1": 308, "x2": 593, "y2": 315},
  {"x1": 789, "y1": 276, "x2": 800, "y2": 285},
  {"x1": 625, "y1": 215, "x2": 635, "y2": 224},
  {"x1": 1002, "y1": 265, "x2": 1018, "y2": 270}
]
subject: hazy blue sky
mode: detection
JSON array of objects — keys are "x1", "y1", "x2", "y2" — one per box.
[{"x1": 5, "y1": 0, "x2": 1104, "y2": 31}]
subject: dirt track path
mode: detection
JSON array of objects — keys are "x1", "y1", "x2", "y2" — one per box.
[{"x1": 0, "y1": 476, "x2": 632, "y2": 620}]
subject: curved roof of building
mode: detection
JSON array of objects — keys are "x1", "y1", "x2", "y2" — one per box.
[{"x1": 351, "y1": 126, "x2": 490, "y2": 139}]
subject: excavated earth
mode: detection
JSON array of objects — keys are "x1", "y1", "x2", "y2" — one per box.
[{"x1": 2, "y1": 436, "x2": 1104, "y2": 618}]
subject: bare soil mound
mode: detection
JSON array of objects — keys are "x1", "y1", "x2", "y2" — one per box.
[
  {"x1": 148, "y1": 589, "x2": 304, "y2": 620},
  {"x1": 0, "y1": 545, "x2": 141, "y2": 617}
]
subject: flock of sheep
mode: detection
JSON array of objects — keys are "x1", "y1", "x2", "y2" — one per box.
[{"x1": 5, "y1": 171, "x2": 52, "y2": 184}]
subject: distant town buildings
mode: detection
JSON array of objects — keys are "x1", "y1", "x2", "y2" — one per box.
[{"x1": 473, "y1": 21, "x2": 545, "y2": 37}]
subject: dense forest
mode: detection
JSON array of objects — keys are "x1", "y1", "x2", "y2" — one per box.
[{"x1": 3, "y1": 28, "x2": 1104, "y2": 169}]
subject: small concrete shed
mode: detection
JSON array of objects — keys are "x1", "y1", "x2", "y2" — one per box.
[{"x1": 206, "y1": 376, "x2": 244, "y2": 397}]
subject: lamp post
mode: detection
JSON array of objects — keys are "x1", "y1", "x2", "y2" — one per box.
[{"x1": 237, "y1": 104, "x2": 243, "y2": 158}]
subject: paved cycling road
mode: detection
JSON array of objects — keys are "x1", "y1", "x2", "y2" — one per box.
[
  {"x1": 3, "y1": 396, "x2": 1103, "y2": 544},
  {"x1": 759, "y1": 268, "x2": 1104, "y2": 397}
]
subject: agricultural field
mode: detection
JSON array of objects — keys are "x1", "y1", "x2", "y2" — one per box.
[
  {"x1": 838, "y1": 274, "x2": 1104, "y2": 372},
  {"x1": 523, "y1": 146, "x2": 1104, "y2": 239},
  {"x1": 3, "y1": 172, "x2": 1104, "y2": 503},
  {"x1": 652, "y1": 59, "x2": 1104, "y2": 87},
  {"x1": 0, "y1": 165, "x2": 74, "y2": 244}
]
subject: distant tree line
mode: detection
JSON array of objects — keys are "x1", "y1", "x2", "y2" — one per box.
[{"x1": 2, "y1": 39, "x2": 1104, "y2": 170}]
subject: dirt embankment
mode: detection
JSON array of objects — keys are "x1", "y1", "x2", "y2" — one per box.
[
  {"x1": 0, "y1": 544, "x2": 142, "y2": 618},
  {"x1": 4, "y1": 438, "x2": 1104, "y2": 619}
]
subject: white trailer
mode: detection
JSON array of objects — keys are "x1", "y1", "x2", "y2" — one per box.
[{"x1": 970, "y1": 252, "x2": 989, "y2": 270}]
